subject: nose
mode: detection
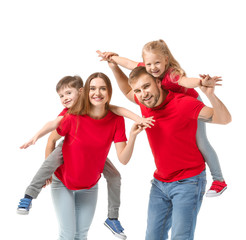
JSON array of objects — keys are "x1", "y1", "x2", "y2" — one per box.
[{"x1": 142, "y1": 89, "x2": 148, "y2": 97}]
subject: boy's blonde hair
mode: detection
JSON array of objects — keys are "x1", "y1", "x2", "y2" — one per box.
[
  {"x1": 56, "y1": 75, "x2": 83, "y2": 92},
  {"x1": 142, "y1": 39, "x2": 186, "y2": 78}
]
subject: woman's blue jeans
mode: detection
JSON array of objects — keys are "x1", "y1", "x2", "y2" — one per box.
[
  {"x1": 145, "y1": 171, "x2": 206, "y2": 240},
  {"x1": 51, "y1": 175, "x2": 98, "y2": 240}
]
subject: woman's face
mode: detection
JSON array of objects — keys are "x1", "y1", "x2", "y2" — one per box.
[{"x1": 89, "y1": 77, "x2": 109, "y2": 107}]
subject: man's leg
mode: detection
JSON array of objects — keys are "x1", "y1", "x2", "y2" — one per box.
[
  {"x1": 170, "y1": 171, "x2": 206, "y2": 240},
  {"x1": 145, "y1": 178, "x2": 172, "y2": 240}
]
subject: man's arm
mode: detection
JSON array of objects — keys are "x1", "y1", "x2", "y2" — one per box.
[
  {"x1": 108, "y1": 62, "x2": 136, "y2": 103},
  {"x1": 198, "y1": 80, "x2": 231, "y2": 124}
]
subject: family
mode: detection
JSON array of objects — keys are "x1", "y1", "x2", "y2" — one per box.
[{"x1": 17, "y1": 40, "x2": 231, "y2": 240}]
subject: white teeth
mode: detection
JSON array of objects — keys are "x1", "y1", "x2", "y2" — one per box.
[{"x1": 144, "y1": 96, "x2": 152, "y2": 101}]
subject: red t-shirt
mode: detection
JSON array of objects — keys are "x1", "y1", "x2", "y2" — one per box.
[
  {"x1": 137, "y1": 62, "x2": 198, "y2": 98},
  {"x1": 135, "y1": 91, "x2": 205, "y2": 182},
  {"x1": 55, "y1": 110, "x2": 127, "y2": 190}
]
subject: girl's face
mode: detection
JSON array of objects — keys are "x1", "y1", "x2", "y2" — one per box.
[
  {"x1": 89, "y1": 77, "x2": 109, "y2": 107},
  {"x1": 58, "y1": 86, "x2": 81, "y2": 109},
  {"x1": 143, "y1": 51, "x2": 168, "y2": 79}
]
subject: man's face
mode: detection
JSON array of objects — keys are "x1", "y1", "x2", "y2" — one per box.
[{"x1": 130, "y1": 74, "x2": 162, "y2": 108}]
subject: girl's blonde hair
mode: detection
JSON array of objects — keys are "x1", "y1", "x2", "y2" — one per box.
[{"x1": 142, "y1": 39, "x2": 186, "y2": 78}]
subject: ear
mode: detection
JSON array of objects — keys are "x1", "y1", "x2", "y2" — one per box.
[
  {"x1": 79, "y1": 87, "x2": 84, "y2": 94},
  {"x1": 156, "y1": 79, "x2": 162, "y2": 89}
]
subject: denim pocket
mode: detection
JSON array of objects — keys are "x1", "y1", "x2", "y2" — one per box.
[{"x1": 177, "y1": 178, "x2": 198, "y2": 185}]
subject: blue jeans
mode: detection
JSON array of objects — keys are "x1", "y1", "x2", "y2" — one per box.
[
  {"x1": 51, "y1": 175, "x2": 98, "y2": 240},
  {"x1": 145, "y1": 171, "x2": 206, "y2": 240}
]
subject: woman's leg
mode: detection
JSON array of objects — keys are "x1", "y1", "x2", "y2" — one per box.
[
  {"x1": 51, "y1": 174, "x2": 76, "y2": 240},
  {"x1": 74, "y1": 184, "x2": 98, "y2": 240}
]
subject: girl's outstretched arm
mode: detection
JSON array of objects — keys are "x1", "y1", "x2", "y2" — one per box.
[
  {"x1": 109, "y1": 104, "x2": 155, "y2": 129},
  {"x1": 178, "y1": 75, "x2": 222, "y2": 89},
  {"x1": 20, "y1": 116, "x2": 63, "y2": 149},
  {"x1": 97, "y1": 50, "x2": 139, "y2": 70}
]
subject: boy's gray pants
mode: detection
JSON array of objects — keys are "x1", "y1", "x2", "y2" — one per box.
[{"x1": 25, "y1": 141, "x2": 121, "y2": 219}]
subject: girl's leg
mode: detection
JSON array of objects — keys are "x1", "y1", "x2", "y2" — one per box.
[
  {"x1": 74, "y1": 184, "x2": 98, "y2": 240},
  {"x1": 51, "y1": 174, "x2": 76, "y2": 240},
  {"x1": 102, "y1": 158, "x2": 121, "y2": 219},
  {"x1": 196, "y1": 118, "x2": 224, "y2": 181}
]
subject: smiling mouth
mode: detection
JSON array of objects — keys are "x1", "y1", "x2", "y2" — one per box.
[
  {"x1": 92, "y1": 97, "x2": 104, "y2": 101},
  {"x1": 64, "y1": 100, "x2": 72, "y2": 105},
  {"x1": 151, "y1": 70, "x2": 160, "y2": 74},
  {"x1": 143, "y1": 96, "x2": 152, "y2": 101}
]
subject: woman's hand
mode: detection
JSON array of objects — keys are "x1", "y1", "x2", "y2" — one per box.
[
  {"x1": 42, "y1": 176, "x2": 53, "y2": 188},
  {"x1": 130, "y1": 122, "x2": 146, "y2": 137}
]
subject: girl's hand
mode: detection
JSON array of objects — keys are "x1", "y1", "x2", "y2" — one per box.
[
  {"x1": 199, "y1": 75, "x2": 216, "y2": 96},
  {"x1": 96, "y1": 50, "x2": 118, "y2": 63},
  {"x1": 137, "y1": 116, "x2": 155, "y2": 129},
  {"x1": 20, "y1": 136, "x2": 38, "y2": 149},
  {"x1": 199, "y1": 74, "x2": 222, "y2": 87}
]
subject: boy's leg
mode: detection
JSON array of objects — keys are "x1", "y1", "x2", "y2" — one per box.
[
  {"x1": 145, "y1": 178, "x2": 172, "y2": 240},
  {"x1": 170, "y1": 171, "x2": 206, "y2": 240},
  {"x1": 25, "y1": 141, "x2": 64, "y2": 199},
  {"x1": 102, "y1": 158, "x2": 121, "y2": 219},
  {"x1": 103, "y1": 158, "x2": 126, "y2": 239}
]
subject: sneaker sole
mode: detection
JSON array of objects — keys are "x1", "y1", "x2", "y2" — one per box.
[
  {"x1": 104, "y1": 222, "x2": 127, "y2": 240},
  {"x1": 16, "y1": 209, "x2": 29, "y2": 215},
  {"x1": 206, "y1": 186, "x2": 227, "y2": 197}
]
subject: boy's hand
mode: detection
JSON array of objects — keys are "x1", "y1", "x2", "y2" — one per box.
[
  {"x1": 20, "y1": 136, "x2": 38, "y2": 149},
  {"x1": 137, "y1": 116, "x2": 155, "y2": 129},
  {"x1": 199, "y1": 74, "x2": 222, "y2": 87}
]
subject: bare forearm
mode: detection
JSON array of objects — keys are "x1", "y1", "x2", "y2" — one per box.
[
  {"x1": 111, "y1": 56, "x2": 138, "y2": 70},
  {"x1": 118, "y1": 135, "x2": 137, "y2": 165},
  {"x1": 206, "y1": 93, "x2": 232, "y2": 124},
  {"x1": 109, "y1": 64, "x2": 132, "y2": 96},
  {"x1": 110, "y1": 105, "x2": 140, "y2": 122},
  {"x1": 45, "y1": 131, "x2": 62, "y2": 158},
  {"x1": 178, "y1": 77, "x2": 201, "y2": 88}
]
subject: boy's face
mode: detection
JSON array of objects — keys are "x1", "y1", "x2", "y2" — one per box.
[{"x1": 58, "y1": 86, "x2": 81, "y2": 109}]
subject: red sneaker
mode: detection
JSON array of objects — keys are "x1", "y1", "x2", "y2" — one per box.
[{"x1": 206, "y1": 180, "x2": 227, "y2": 197}]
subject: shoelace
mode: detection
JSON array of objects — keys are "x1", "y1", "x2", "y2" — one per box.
[{"x1": 18, "y1": 198, "x2": 32, "y2": 209}]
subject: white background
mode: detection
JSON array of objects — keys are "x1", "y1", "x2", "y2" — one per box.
[{"x1": 1, "y1": 0, "x2": 245, "y2": 239}]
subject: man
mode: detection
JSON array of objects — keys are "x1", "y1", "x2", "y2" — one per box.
[{"x1": 108, "y1": 63, "x2": 231, "y2": 240}]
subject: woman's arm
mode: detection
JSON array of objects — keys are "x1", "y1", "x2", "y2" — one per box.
[
  {"x1": 45, "y1": 130, "x2": 62, "y2": 158},
  {"x1": 109, "y1": 104, "x2": 155, "y2": 128},
  {"x1": 97, "y1": 50, "x2": 138, "y2": 70},
  {"x1": 20, "y1": 116, "x2": 63, "y2": 149},
  {"x1": 115, "y1": 123, "x2": 144, "y2": 165}
]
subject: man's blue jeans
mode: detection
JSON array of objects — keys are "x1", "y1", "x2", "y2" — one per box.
[{"x1": 145, "y1": 171, "x2": 206, "y2": 240}]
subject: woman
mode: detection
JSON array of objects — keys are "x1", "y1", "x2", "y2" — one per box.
[{"x1": 51, "y1": 72, "x2": 143, "y2": 239}]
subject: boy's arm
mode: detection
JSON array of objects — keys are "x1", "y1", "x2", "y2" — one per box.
[
  {"x1": 97, "y1": 50, "x2": 138, "y2": 70},
  {"x1": 45, "y1": 130, "x2": 62, "y2": 158},
  {"x1": 109, "y1": 104, "x2": 155, "y2": 128},
  {"x1": 198, "y1": 76, "x2": 231, "y2": 124},
  {"x1": 20, "y1": 116, "x2": 63, "y2": 149}
]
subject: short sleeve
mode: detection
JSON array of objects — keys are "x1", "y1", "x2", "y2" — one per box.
[
  {"x1": 137, "y1": 62, "x2": 145, "y2": 67},
  {"x1": 113, "y1": 116, "x2": 127, "y2": 143},
  {"x1": 58, "y1": 108, "x2": 68, "y2": 117},
  {"x1": 56, "y1": 114, "x2": 71, "y2": 136},
  {"x1": 178, "y1": 96, "x2": 205, "y2": 120}
]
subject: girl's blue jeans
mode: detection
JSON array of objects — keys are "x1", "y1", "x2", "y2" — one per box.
[{"x1": 145, "y1": 171, "x2": 206, "y2": 240}]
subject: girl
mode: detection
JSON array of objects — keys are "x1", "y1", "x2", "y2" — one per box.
[
  {"x1": 51, "y1": 72, "x2": 144, "y2": 239},
  {"x1": 97, "y1": 39, "x2": 227, "y2": 197}
]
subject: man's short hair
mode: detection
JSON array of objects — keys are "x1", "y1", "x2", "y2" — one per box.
[{"x1": 128, "y1": 66, "x2": 156, "y2": 85}]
